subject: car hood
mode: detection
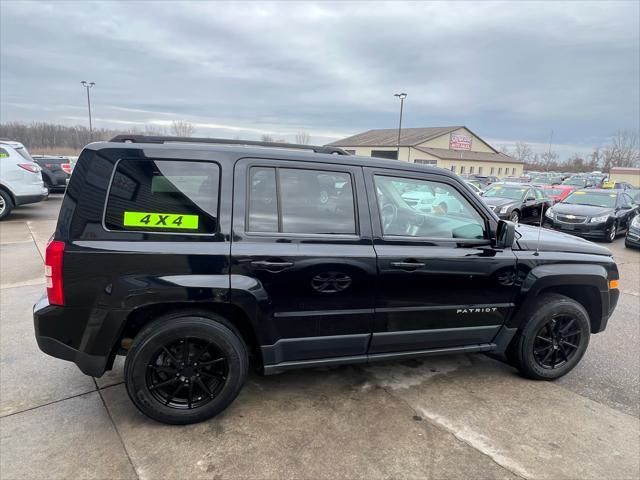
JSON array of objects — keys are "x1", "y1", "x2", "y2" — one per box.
[
  {"x1": 515, "y1": 224, "x2": 611, "y2": 256},
  {"x1": 551, "y1": 203, "x2": 613, "y2": 218},
  {"x1": 482, "y1": 196, "x2": 518, "y2": 208}
]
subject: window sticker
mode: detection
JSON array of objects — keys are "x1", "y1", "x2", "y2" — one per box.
[{"x1": 123, "y1": 211, "x2": 199, "y2": 229}]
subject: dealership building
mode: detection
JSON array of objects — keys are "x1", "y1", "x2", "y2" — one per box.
[
  {"x1": 608, "y1": 167, "x2": 640, "y2": 187},
  {"x1": 329, "y1": 126, "x2": 524, "y2": 177}
]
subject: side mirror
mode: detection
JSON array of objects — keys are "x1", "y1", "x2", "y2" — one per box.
[
  {"x1": 526, "y1": 196, "x2": 535, "y2": 202},
  {"x1": 495, "y1": 220, "x2": 516, "y2": 249}
]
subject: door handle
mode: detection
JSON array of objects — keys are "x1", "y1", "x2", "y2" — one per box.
[
  {"x1": 251, "y1": 260, "x2": 294, "y2": 271},
  {"x1": 390, "y1": 261, "x2": 426, "y2": 270}
]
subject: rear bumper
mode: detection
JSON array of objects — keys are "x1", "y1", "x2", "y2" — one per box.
[
  {"x1": 33, "y1": 294, "x2": 119, "y2": 377},
  {"x1": 15, "y1": 192, "x2": 48, "y2": 206},
  {"x1": 35, "y1": 335, "x2": 108, "y2": 377}
]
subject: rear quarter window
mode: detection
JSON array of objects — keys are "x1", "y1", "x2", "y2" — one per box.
[{"x1": 104, "y1": 159, "x2": 220, "y2": 234}]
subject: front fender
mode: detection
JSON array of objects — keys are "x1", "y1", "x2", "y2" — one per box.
[{"x1": 508, "y1": 263, "x2": 610, "y2": 329}]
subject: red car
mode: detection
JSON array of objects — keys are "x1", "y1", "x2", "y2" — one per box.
[{"x1": 540, "y1": 184, "x2": 575, "y2": 203}]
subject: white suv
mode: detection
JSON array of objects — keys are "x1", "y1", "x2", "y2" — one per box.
[{"x1": 0, "y1": 140, "x2": 49, "y2": 220}]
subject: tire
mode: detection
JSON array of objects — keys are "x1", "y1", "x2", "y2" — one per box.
[
  {"x1": 606, "y1": 222, "x2": 617, "y2": 243},
  {"x1": 0, "y1": 189, "x2": 13, "y2": 220},
  {"x1": 509, "y1": 210, "x2": 520, "y2": 223},
  {"x1": 124, "y1": 310, "x2": 248, "y2": 425},
  {"x1": 507, "y1": 293, "x2": 590, "y2": 380}
]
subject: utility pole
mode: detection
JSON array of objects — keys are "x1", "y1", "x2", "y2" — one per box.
[
  {"x1": 394, "y1": 93, "x2": 407, "y2": 160},
  {"x1": 546, "y1": 129, "x2": 553, "y2": 172},
  {"x1": 80, "y1": 81, "x2": 95, "y2": 138}
]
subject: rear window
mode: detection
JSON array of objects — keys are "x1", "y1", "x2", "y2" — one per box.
[{"x1": 104, "y1": 159, "x2": 219, "y2": 234}]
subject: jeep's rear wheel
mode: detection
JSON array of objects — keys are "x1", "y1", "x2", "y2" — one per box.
[
  {"x1": 507, "y1": 293, "x2": 590, "y2": 380},
  {"x1": 124, "y1": 311, "x2": 248, "y2": 424}
]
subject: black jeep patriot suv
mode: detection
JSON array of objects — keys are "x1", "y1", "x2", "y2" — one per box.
[{"x1": 34, "y1": 136, "x2": 620, "y2": 424}]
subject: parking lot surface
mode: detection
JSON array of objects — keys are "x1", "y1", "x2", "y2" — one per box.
[{"x1": 1, "y1": 195, "x2": 639, "y2": 479}]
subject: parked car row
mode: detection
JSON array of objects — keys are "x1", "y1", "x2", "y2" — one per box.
[
  {"x1": 0, "y1": 140, "x2": 72, "y2": 220},
  {"x1": 0, "y1": 140, "x2": 49, "y2": 220}
]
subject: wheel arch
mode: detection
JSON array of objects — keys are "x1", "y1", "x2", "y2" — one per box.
[
  {"x1": 0, "y1": 183, "x2": 16, "y2": 205},
  {"x1": 118, "y1": 302, "x2": 263, "y2": 366},
  {"x1": 509, "y1": 263, "x2": 609, "y2": 333}
]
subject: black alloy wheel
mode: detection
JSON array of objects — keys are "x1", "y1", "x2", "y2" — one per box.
[
  {"x1": 532, "y1": 314, "x2": 582, "y2": 369},
  {"x1": 607, "y1": 223, "x2": 617, "y2": 243},
  {"x1": 125, "y1": 311, "x2": 248, "y2": 424},
  {"x1": 506, "y1": 293, "x2": 590, "y2": 380},
  {"x1": 146, "y1": 337, "x2": 228, "y2": 409}
]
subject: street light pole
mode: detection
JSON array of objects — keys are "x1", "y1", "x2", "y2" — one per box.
[
  {"x1": 80, "y1": 81, "x2": 95, "y2": 137},
  {"x1": 394, "y1": 93, "x2": 407, "y2": 160}
]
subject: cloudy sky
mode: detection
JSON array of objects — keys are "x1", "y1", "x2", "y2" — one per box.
[{"x1": 1, "y1": 1, "x2": 638, "y2": 159}]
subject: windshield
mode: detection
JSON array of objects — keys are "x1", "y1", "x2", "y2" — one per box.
[
  {"x1": 563, "y1": 178, "x2": 587, "y2": 187},
  {"x1": 563, "y1": 191, "x2": 616, "y2": 208},
  {"x1": 483, "y1": 185, "x2": 526, "y2": 200}
]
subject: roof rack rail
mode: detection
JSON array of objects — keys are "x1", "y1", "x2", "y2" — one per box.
[{"x1": 108, "y1": 135, "x2": 351, "y2": 155}]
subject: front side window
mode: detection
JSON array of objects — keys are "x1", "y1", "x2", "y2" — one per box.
[
  {"x1": 247, "y1": 167, "x2": 356, "y2": 235},
  {"x1": 105, "y1": 159, "x2": 219, "y2": 234},
  {"x1": 374, "y1": 175, "x2": 487, "y2": 240}
]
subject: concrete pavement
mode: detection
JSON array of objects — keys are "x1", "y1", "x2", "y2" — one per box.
[{"x1": 1, "y1": 195, "x2": 639, "y2": 479}]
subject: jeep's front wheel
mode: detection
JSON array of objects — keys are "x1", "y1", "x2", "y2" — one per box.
[
  {"x1": 507, "y1": 293, "x2": 590, "y2": 380},
  {"x1": 124, "y1": 312, "x2": 248, "y2": 424}
]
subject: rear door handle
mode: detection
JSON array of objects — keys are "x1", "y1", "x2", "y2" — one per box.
[
  {"x1": 251, "y1": 260, "x2": 294, "y2": 271},
  {"x1": 390, "y1": 261, "x2": 426, "y2": 270}
]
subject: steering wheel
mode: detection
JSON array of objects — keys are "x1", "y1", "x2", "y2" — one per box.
[{"x1": 381, "y1": 203, "x2": 398, "y2": 232}]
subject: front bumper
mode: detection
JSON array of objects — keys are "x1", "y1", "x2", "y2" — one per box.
[
  {"x1": 626, "y1": 227, "x2": 640, "y2": 247},
  {"x1": 543, "y1": 219, "x2": 613, "y2": 239}
]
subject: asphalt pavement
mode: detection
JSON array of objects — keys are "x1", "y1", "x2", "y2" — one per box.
[{"x1": 1, "y1": 194, "x2": 638, "y2": 479}]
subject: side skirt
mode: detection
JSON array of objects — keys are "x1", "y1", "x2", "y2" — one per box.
[{"x1": 263, "y1": 343, "x2": 495, "y2": 375}]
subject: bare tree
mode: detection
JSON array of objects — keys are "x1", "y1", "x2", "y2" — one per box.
[
  {"x1": 540, "y1": 150, "x2": 559, "y2": 171},
  {"x1": 295, "y1": 131, "x2": 311, "y2": 145},
  {"x1": 260, "y1": 134, "x2": 274, "y2": 142},
  {"x1": 171, "y1": 121, "x2": 195, "y2": 137},
  {"x1": 602, "y1": 130, "x2": 639, "y2": 170},
  {"x1": 512, "y1": 141, "x2": 533, "y2": 163},
  {"x1": 498, "y1": 145, "x2": 511, "y2": 155}
]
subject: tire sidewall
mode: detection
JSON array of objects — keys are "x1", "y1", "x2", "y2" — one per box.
[
  {"x1": 518, "y1": 296, "x2": 590, "y2": 380},
  {"x1": 125, "y1": 316, "x2": 247, "y2": 424},
  {"x1": 0, "y1": 190, "x2": 12, "y2": 220},
  {"x1": 510, "y1": 210, "x2": 520, "y2": 223}
]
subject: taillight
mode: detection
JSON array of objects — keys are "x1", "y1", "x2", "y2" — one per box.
[
  {"x1": 45, "y1": 240, "x2": 65, "y2": 305},
  {"x1": 61, "y1": 163, "x2": 71, "y2": 174},
  {"x1": 18, "y1": 163, "x2": 41, "y2": 173}
]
